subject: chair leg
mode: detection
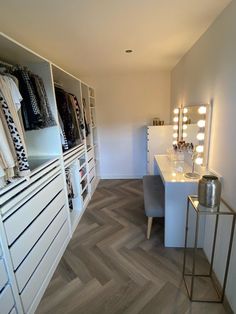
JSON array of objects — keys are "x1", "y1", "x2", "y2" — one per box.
[{"x1": 147, "y1": 217, "x2": 153, "y2": 239}]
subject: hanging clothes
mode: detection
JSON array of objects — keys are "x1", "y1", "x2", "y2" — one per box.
[
  {"x1": 69, "y1": 94, "x2": 85, "y2": 141},
  {"x1": 65, "y1": 168, "x2": 74, "y2": 211},
  {"x1": 55, "y1": 87, "x2": 80, "y2": 149},
  {"x1": 0, "y1": 115, "x2": 16, "y2": 179},
  {"x1": 0, "y1": 91, "x2": 30, "y2": 177},
  {"x1": 30, "y1": 74, "x2": 56, "y2": 127},
  {"x1": 0, "y1": 75, "x2": 27, "y2": 151},
  {"x1": 82, "y1": 98, "x2": 90, "y2": 137},
  {"x1": 58, "y1": 113, "x2": 69, "y2": 151},
  {"x1": 13, "y1": 68, "x2": 56, "y2": 130}
]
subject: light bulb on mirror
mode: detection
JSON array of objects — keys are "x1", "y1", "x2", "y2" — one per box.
[
  {"x1": 198, "y1": 106, "x2": 207, "y2": 114},
  {"x1": 173, "y1": 140, "x2": 177, "y2": 145},
  {"x1": 197, "y1": 133, "x2": 205, "y2": 141},
  {"x1": 182, "y1": 132, "x2": 187, "y2": 138},
  {"x1": 173, "y1": 108, "x2": 179, "y2": 114},
  {"x1": 183, "y1": 124, "x2": 187, "y2": 130},
  {"x1": 183, "y1": 116, "x2": 188, "y2": 122},
  {"x1": 173, "y1": 125, "x2": 178, "y2": 130},
  {"x1": 197, "y1": 120, "x2": 206, "y2": 128},
  {"x1": 183, "y1": 108, "x2": 188, "y2": 114},
  {"x1": 196, "y1": 145, "x2": 204, "y2": 153},
  {"x1": 195, "y1": 157, "x2": 203, "y2": 165},
  {"x1": 173, "y1": 133, "x2": 178, "y2": 138},
  {"x1": 173, "y1": 117, "x2": 178, "y2": 123}
]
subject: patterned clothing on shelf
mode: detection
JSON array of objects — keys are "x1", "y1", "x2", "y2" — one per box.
[
  {"x1": 0, "y1": 91, "x2": 30, "y2": 176},
  {"x1": 55, "y1": 87, "x2": 81, "y2": 149},
  {"x1": 13, "y1": 68, "x2": 55, "y2": 130},
  {"x1": 69, "y1": 94, "x2": 84, "y2": 142},
  {"x1": 65, "y1": 167, "x2": 74, "y2": 211}
]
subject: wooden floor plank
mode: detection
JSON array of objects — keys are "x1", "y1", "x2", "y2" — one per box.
[{"x1": 36, "y1": 179, "x2": 229, "y2": 314}]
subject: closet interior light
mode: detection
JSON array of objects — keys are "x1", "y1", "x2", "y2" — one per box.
[
  {"x1": 197, "y1": 120, "x2": 206, "y2": 128},
  {"x1": 198, "y1": 106, "x2": 207, "y2": 114},
  {"x1": 196, "y1": 145, "x2": 204, "y2": 153},
  {"x1": 195, "y1": 157, "x2": 203, "y2": 165},
  {"x1": 183, "y1": 124, "x2": 187, "y2": 130},
  {"x1": 173, "y1": 125, "x2": 178, "y2": 130},
  {"x1": 197, "y1": 132, "x2": 205, "y2": 141},
  {"x1": 183, "y1": 116, "x2": 188, "y2": 122},
  {"x1": 173, "y1": 117, "x2": 178, "y2": 123}
]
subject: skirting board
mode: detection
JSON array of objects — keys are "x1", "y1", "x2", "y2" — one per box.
[{"x1": 101, "y1": 174, "x2": 144, "y2": 179}]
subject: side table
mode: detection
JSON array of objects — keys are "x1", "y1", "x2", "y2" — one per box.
[{"x1": 183, "y1": 195, "x2": 236, "y2": 302}]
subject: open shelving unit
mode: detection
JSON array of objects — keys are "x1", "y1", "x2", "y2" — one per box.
[{"x1": 0, "y1": 31, "x2": 101, "y2": 314}]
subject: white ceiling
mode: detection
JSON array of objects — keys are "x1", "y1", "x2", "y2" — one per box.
[{"x1": 0, "y1": 0, "x2": 231, "y2": 77}]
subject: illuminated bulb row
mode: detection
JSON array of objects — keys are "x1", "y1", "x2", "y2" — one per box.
[
  {"x1": 195, "y1": 106, "x2": 207, "y2": 166},
  {"x1": 172, "y1": 107, "x2": 179, "y2": 145}
]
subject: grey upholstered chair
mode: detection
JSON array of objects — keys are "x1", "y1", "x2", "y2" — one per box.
[{"x1": 143, "y1": 175, "x2": 165, "y2": 239}]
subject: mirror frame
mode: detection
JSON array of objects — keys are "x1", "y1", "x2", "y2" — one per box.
[{"x1": 172, "y1": 104, "x2": 212, "y2": 167}]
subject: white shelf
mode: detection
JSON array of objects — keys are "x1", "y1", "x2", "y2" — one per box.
[
  {"x1": 81, "y1": 183, "x2": 88, "y2": 194},
  {"x1": 80, "y1": 173, "x2": 87, "y2": 182},
  {"x1": 79, "y1": 161, "x2": 86, "y2": 170}
]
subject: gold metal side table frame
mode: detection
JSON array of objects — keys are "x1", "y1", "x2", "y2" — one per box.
[{"x1": 183, "y1": 195, "x2": 236, "y2": 303}]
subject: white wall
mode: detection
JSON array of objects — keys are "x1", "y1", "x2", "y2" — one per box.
[
  {"x1": 171, "y1": 1, "x2": 236, "y2": 311},
  {"x1": 85, "y1": 71, "x2": 170, "y2": 178}
]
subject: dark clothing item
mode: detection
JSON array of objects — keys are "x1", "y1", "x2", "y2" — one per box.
[
  {"x1": 13, "y1": 68, "x2": 56, "y2": 130},
  {"x1": 55, "y1": 87, "x2": 82, "y2": 150}
]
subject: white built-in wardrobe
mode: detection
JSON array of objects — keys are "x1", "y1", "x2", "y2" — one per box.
[{"x1": 0, "y1": 32, "x2": 99, "y2": 314}]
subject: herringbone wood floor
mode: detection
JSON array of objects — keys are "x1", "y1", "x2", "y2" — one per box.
[{"x1": 36, "y1": 180, "x2": 229, "y2": 314}]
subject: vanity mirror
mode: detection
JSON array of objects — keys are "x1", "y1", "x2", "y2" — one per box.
[{"x1": 172, "y1": 104, "x2": 212, "y2": 172}]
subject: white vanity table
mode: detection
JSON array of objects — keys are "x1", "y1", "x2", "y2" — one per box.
[{"x1": 154, "y1": 155, "x2": 208, "y2": 247}]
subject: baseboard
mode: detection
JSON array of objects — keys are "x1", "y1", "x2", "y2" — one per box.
[{"x1": 100, "y1": 174, "x2": 144, "y2": 179}]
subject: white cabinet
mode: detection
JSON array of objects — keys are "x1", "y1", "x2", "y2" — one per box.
[
  {"x1": 0, "y1": 259, "x2": 8, "y2": 291},
  {"x1": 0, "y1": 285, "x2": 15, "y2": 314},
  {"x1": 0, "y1": 31, "x2": 100, "y2": 314},
  {"x1": 147, "y1": 126, "x2": 173, "y2": 174},
  {"x1": 0, "y1": 30, "x2": 101, "y2": 313}
]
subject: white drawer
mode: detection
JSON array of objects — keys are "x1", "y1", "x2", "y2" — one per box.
[
  {"x1": 15, "y1": 206, "x2": 67, "y2": 292},
  {"x1": 0, "y1": 285, "x2": 15, "y2": 314},
  {"x1": 88, "y1": 158, "x2": 95, "y2": 172},
  {"x1": 10, "y1": 190, "x2": 65, "y2": 270},
  {"x1": 87, "y1": 148, "x2": 94, "y2": 161},
  {"x1": 21, "y1": 221, "x2": 69, "y2": 313},
  {"x1": 1, "y1": 162, "x2": 61, "y2": 216},
  {"x1": 4, "y1": 174, "x2": 64, "y2": 246},
  {"x1": 0, "y1": 259, "x2": 8, "y2": 291},
  {"x1": 89, "y1": 167, "x2": 96, "y2": 182}
]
